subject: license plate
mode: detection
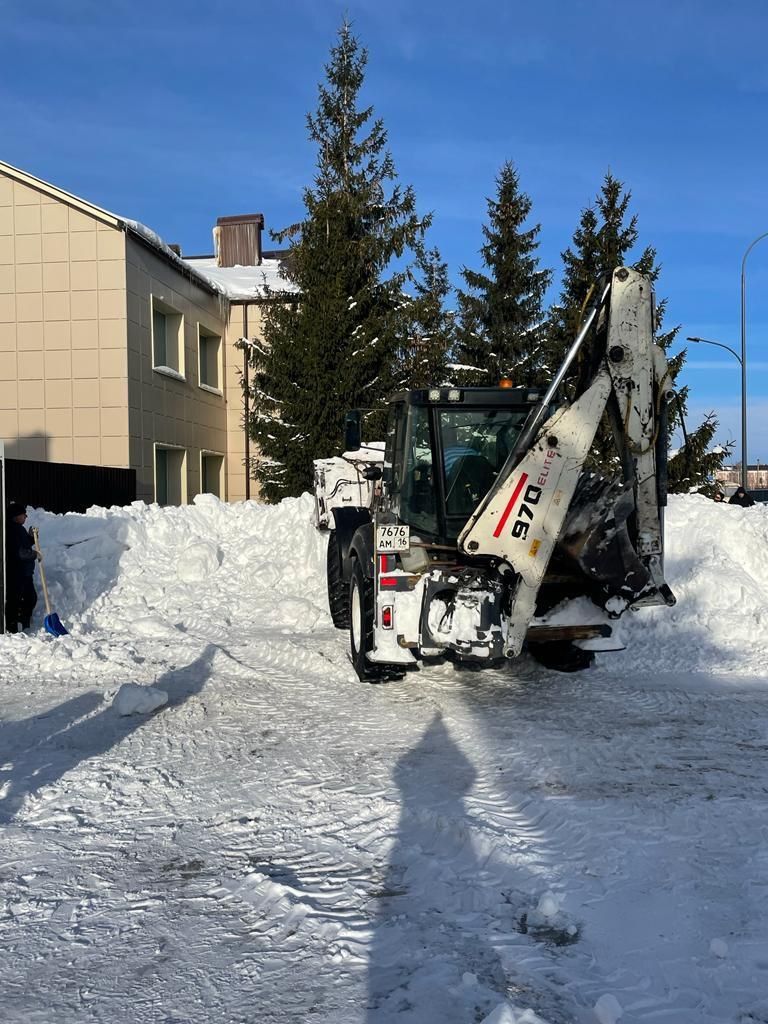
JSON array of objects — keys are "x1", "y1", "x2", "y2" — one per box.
[{"x1": 376, "y1": 524, "x2": 410, "y2": 552}]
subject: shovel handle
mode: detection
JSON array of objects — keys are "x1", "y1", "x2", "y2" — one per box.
[{"x1": 30, "y1": 527, "x2": 52, "y2": 617}]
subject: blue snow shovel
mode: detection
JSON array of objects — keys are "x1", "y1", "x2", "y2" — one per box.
[{"x1": 31, "y1": 528, "x2": 68, "y2": 637}]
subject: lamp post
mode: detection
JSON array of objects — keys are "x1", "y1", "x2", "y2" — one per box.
[
  {"x1": 741, "y1": 232, "x2": 768, "y2": 488},
  {"x1": 686, "y1": 335, "x2": 744, "y2": 486}
]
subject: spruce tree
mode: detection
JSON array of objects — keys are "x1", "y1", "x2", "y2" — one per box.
[
  {"x1": 247, "y1": 22, "x2": 428, "y2": 501},
  {"x1": 454, "y1": 161, "x2": 551, "y2": 386},
  {"x1": 394, "y1": 244, "x2": 455, "y2": 389},
  {"x1": 551, "y1": 172, "x2": 730, "y2": 491}
]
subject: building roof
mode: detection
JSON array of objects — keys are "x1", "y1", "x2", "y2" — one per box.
[
  {"x1": 0, "y1": 157, "x2": 121, "y2": 228},
  {"x1": 0, "y1": 158, "x2": 295, "y2": 301},
  {"x1": 182, "y1": 256, "x2": 298, "y2": 301}
]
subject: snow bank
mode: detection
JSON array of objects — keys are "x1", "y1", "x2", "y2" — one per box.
[
  {"x1": 5, "y1": 490, "x2": 768, "y2": 681},
  {"x1": 614, "y1": 494, "x2": 768, "y2": 676},
  {"x1": 10, "y1": 492, "x2": 327, "y2": 646}
]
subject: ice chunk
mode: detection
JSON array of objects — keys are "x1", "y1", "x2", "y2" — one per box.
[
  {"x1": 594, "y1": 993, "x2": 623, "y2": 1024},
  {"x1": 710, "y1": 937, "x2": 728, "y2": 958},
  {"x1": 535, "y1": 891, "x2": 560, "y2": 920},
  {"x1": 112, "y1": 683, "x2": 168, "y2": 716},
  {"x1": 480, "y1": 1003, "x2": 550, "y2": 1024}
]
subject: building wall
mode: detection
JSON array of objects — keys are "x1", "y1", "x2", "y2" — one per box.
[
  {"x1": 224, "y1": 301, "x2": 265, "y2": 503},
  {"x1": 0, "y1": 166, "x2": 273, "y2": 508},
  {"x1": 125, "y1": 236, "x2": 230, "y2": 503},
  {"x1": 0, "y1": 173, "x2": 129, "y2": 469}
]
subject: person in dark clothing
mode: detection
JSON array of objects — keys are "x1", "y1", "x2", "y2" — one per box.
[
  {"x1": 729, "y1": 486, "x2": 756, "y2": 508},
  {"x1": 4, "y1": 502, "x2": 39, "y2": 633},
  {"x1": 713, "y1": 491, "x2": 725, "y2": 503}
]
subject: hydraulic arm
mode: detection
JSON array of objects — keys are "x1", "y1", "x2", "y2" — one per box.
[{"x1": 458, "y1": 267, "x2": 676, "y2": 659}]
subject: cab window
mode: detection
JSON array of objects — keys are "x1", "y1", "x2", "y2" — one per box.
[{"x1": 441, "y1": 408, "x2": 528, "y2": 520}]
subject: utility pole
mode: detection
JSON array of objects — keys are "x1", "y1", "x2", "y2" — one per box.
[{"x1": 740, "y1": 232, "x2": 768, "y2": 488}]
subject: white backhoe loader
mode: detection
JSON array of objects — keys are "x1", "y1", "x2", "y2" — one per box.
[{"x1": 315, "y1": 267, "x2": 676, "y2": 679}]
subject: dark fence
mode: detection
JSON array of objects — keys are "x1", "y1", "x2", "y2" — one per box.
[{"x1": 4, "y1": 458, "x2": 136, "y2": 514}]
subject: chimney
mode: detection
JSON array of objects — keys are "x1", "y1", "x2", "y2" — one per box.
[{"x1": 213, "y1": 214, "x2": 264, "y2": 268}]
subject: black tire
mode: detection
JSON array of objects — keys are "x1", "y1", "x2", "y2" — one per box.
[
  {"x1": 326, "y1": 534, "x2": 349, "y2": 629},
  {"x1": 349, "y1": 560, "x2": 384, "y2": 682}
]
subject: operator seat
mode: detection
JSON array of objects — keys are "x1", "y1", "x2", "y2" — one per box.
[{"x1": 445, "y1": 454, "x2": 496, "y2": 515}]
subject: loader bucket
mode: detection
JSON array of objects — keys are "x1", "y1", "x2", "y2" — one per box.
[{"x1": 558, "y1": 474, "x2": 658, "y2": 607}]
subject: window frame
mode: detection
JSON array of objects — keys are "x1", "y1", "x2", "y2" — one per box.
[
  {"x1": 197, "y1": 322, "x2": 223, "y2": 395},
  {"x1": 151, "y1": 295, "x2": 185, "y2": 380},
  {"x1": 199, "y1": 449, "x2": 225, "y2": 498},
  {"x1": 153, "y1": 442, "x2": 187, "y2": 505}
]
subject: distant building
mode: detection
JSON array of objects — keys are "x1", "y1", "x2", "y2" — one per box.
[
  {"x1": 0, "y1": 158, "x2": 296, "y2": 507},
  {"x1": 715, "y1": 465, "x2": 768, "y2": 491}
]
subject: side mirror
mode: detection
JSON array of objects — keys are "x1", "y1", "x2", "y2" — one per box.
[
  {"x1": 344, "y1": 410, "x2": 362, "y2": 452},
  {"x1": 361, "y1": 465, "x2": 382, "y2": 481}
]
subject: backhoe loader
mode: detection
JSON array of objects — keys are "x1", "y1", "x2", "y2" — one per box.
[{"x1": 315, "y1": 268, "x2": 676, "y2": 679}]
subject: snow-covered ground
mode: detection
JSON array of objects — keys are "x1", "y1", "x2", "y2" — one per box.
[{"x1": 2, "y1": 494, "x2": 767, "y2": 1024}]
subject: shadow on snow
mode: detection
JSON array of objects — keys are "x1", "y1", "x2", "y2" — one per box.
[{"x1": 0, "y1": 644, "x2": 217, "y2": 824}]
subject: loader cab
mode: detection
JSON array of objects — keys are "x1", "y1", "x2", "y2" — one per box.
[{"x1": 381, "y1": 386, "x2": 545, "y2": 543}]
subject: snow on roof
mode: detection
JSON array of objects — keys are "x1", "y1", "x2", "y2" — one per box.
[
  {"x1": 122, "y1": 219, "x2": 230, "y2": 298},
  {"x1": 182, "y1": 255, "x2": 299, "y2": 301}
]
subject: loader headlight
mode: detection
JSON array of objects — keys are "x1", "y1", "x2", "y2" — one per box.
[{"x1": 427, "y1": 388, "x2": 463, "y2": 402}]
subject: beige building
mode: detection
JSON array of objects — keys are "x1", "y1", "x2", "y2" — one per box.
[
  {"x1": 716, "y1": 465, "x2": 768, "y2": 493},
  {"x1": 0, "y1": 159, "x2": 294, "y2": 506}
]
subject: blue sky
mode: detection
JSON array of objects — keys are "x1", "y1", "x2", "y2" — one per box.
[{"x1": 3, "y1": 0, "x2": 768, "y2": 461}]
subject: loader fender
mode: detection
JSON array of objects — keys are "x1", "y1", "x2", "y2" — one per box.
[
  {"x1": 330, "y1": 507, "x2": 373, "y2": 581},
  {"x1": 347, "y1": 521, "x2": 376, "y2": 581}
]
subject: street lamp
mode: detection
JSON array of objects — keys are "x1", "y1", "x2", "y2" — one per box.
[
  {"x1": 686, "y1": 335, "x2": 744, "y2": 486},
  {"x1": 687, "y1": 335, "x2": 743, "y2": 366},
  {"x1": 741, "y1": 232, "x2": 768, "y2": 488}
]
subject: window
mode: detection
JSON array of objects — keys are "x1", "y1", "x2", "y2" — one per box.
[
  {"x1": 154, "y1": 444, "x2": 187, "y2": 505},
  {"x1": 155, "y1": 448, "x2": 168, "y2": 505},
  {"x1": 151, "y1": 296, "x2": 184, "y2": 378},
  {"x1": 200, "y1": 452, "x2": 224, "y2": 497},
  {"x1": 399, "y1": 404, "x2": 438, "y2": 537},
  {"x1": 440, "y1": 408, "x2": 528, "y2": 524},
  {"x1": 198, "y1": 325, "x2": 222, "y2": 391},
  {"x1": 153, "y1": 308, "x2": 167, "y2": 367}
]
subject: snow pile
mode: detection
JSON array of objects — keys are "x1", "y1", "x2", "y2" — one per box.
[
  {"x1": 9, "y1": 492, "x2": 327, "y2": 651},
  {"x1": 6, "y1": 491, "x2": 768, "y2": 682},
  {"x1": 614, "y1": 494, "x2": 768, "y2": 676}
]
